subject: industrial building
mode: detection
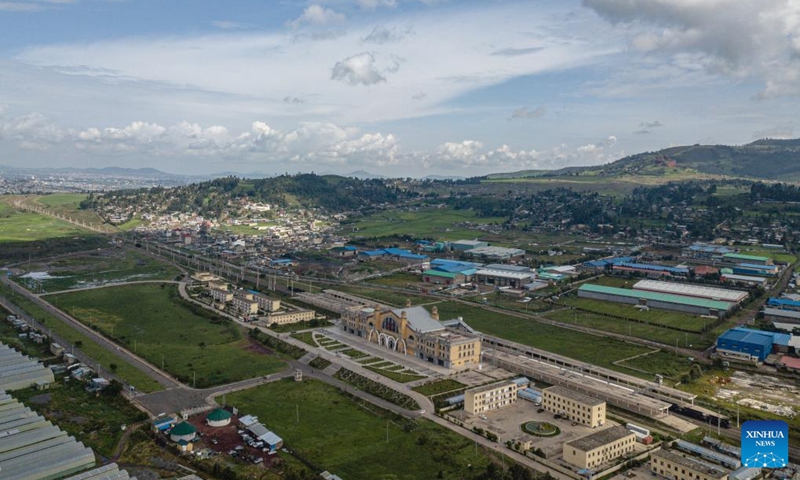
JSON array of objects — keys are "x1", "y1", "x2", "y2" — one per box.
[
  {"x1": 465, "y1": 246, "x2": 526, "y2": 261},
  {"x1": 542, "y1": 386, "x2": 606, "y2": 428},
  {"x1": 0, "y1": 342, "x2": 54, "y2": 392},
  {"x1": 612, "y1": 262, "x2": 689, "y2": 277},
  {"x1": 767, "y1": 297, "x2": 800, "y2": 311},
  {"x1": 764, "y1": 307, "x2": 800, "y2": 326},
  {"x1": 686, "y1": 244, "x2": 733, "y2": 259},
  {"x1": 633, "y1": 280, "x2": 748, "y2": 304},
  {"x1": 0, "y1": 391, "x2": 97, "y2": 480},
  {"x1": 650, "y1": 449, "x2": 730, "y2": 480},
  {"x1": 451, "y1": 240, "x2": 489, "y2": 251},
  {"x1": 722, "y1": 253, "x2": 772, "y2": 266},
  {"x1": 715, "y1": 327, "x2": 791, "y2": 362},
  {"x1": 720, "y1": 274, "x2": 767, "y2": 286},
  {"x1": 341, "y1": 304, "x2": 481, "y2": 369},
  {"x1": 563, "y1": 425, "x2": 636, "y2": 469},
  {"x1": 463, "y1": 379, "x2": 519, "y2": 414},
  {"x1": 578, "y1": 284, "x2": 733, "y2": 317},
  {"x1": 422, "y1": 269, "x2": 466, "y2": 285},
  {"x1": 475, "y1": 268, "x2": 534, "y2": 289},
  {"x1": 732, "y1": 264, "x2": 778, "y2": 277}
]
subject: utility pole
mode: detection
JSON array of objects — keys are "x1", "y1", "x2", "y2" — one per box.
[
  {"x1": 386, "y1": 420, "x2": 389, "y2": 443},
  {"x1": 296, "y1": 404, "x2": 299, "y2": 424},
  {"x1": 193, "y1": 371, "x2": 196, "y2": 388}
]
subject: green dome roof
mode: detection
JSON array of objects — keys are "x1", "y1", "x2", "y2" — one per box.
[
  {"x1": 171, "y1": 422, "x2": 197, "y2": 436},
  {"x1": 206, "y1": 408, "x2": 232, "y2": 422}
]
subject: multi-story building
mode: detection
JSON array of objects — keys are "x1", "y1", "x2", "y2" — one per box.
[
  {"x1": 650, "y1": 449, "x2": 729, "y2": 480},
  {"x1": 232, "y1": 293, "x2": 258, "y2": 315},
  {"x1": 210, "y1": 287, "x2": 233, "y2": 303},
  {"x1": 253, "y1": 293, "x2": 281, "y2": 313},
  {"x1": 563, "y1": 425, "x2": 637, "y2": 469},
  {"x1": 542, "y1": 386, "x2": 606, "y2": 428},
  {"x1": 464, "y1": 380, "x2": 519, "y2": 414},
  {"x1": 265, "y1": 310, "x2": 315, "y2": 326},
  {"x1": 341, "y1": 304, "x2": 481, "y2": 369}
]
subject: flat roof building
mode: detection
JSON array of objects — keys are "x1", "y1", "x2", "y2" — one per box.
[
  {"x1": 633, "y1": 280, "x2": 748, "y2": 304},
  {"x1": 723, "y1": 253, "x2": 772, "y2": 266},
  {"x1": 451, "y1": 240, "x2": 489, "y2": 251},
  {"x1": 563, "y1": 425, "x2": 636, "y2": 469},
  {"x1": 475, "y1": 269, "x2": 534, "y2": 289},
  {"x1": 465, "y1": 246, "x2": 526, "y2": 261},
  {"x1": 716, "y1": 327, "x2": 787, "y2": 362},
  {"x1": 542, "y1": 386, "x2": 606, "y2": 428},
  {"x1": 264, "y1": 309, "x2": 315, "y2": 326},
  {"x1": 650, "y1": 449, "x2": 729, "y2": 480},
  {"x1": 764, "y1": 307, "x2": 800, "y2": 326},
  {"x1": 578, "y1": 284, "x2": 733, "y2": 318},
  {"x1": 464, "y1": 380, "x2": 519, "y2": 414}
]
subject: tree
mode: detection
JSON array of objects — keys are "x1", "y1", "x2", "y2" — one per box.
[
  {"x1": 109, "y1": 363, "x2": 118, "y2": 373},
  {"x1": 103, "y1": 380, "x2": 123, "y2": 397}
]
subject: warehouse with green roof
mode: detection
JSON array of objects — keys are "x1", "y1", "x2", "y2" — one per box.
[
  {"x1": 206, "y1": 408, "x2": 232, "y2": 427},
  {"x1": 578, "y1": 284, "x2": 733, "y2": 317},
  {"x1": 722, "y1": 253, "x2": 772, "y2": 266}
]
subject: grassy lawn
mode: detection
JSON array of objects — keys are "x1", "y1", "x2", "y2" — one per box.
[
  {"x1": 364, "y1": 366, "x2": 426, "y2": 383},
  {"x1": 434, "y1": 302, "x2": 654, "y2": 374},
  {"x1": 559, "y1": 296, "x2": 708, "y2": 332},
  {"x1": 309, "y1": 356, "x2": 332, "y2": 370},
  {"x1": 0, "y1": 282, "x2": 163, "y2": 393},
  {"x1": 267, "y1": 319, "x2": 331, "y2": 333},
  {"x1": 0, "y1": 202, "x2": 89, "y2": 242},
  {"x1": 331, "y1": 285, "x2": 431, "y2": 307},
  {"x1": 50, "y1": 284, "x2": 287, "y2": 387},
  {"x1": 544, "y1": 309, "x2": 712, "y2": 350},
  {"x1": 346, "y1": 207, "x2": 506, "y2": 240},
  {"x1": 616, "y1": 351, "x2": 697, "y2": 379},
  {"x1": 290, "y1": 331, "x2": 318, "y2": 347},
  {"x1": 17, "y1": 248, "x2": 182, "y2": 292},
  {"x1": 224, "y1": 379, "x2": 495, "y2": 479},
  {"x1": 12, "y1": 381, "x2": 147, "y2": 458},
  {"x1": 413, "y1": 379, "x2": 467, "y2": 397},
  {"x1": 369, "y1": 273, "x2": 425, "y2": 287},
  {"x1": 591, "y1": 276, "x2": 637, "y2": 288},
  {"x1": 340, "y1": 348, "x2": 369, "y2": 359}
]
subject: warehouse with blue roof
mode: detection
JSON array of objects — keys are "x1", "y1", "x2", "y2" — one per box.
[
  {"x1": 612, "y1": 262, "x2": 689, "y2": 277},
  {"x1": 715, "y1": 327, "x2": 792, "y2": 362},
  {"x1": 767, "y1": 297, "x2": 800, "y2": 311}
]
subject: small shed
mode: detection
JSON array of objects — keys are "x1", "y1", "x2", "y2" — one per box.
[
  {"x1": 170, "y1": 421, "x2": 197, "y2": 443},
  {"x1": 238, "y1": 414, "x2": 259, "y2": 429},
  {"x1": 206, "y1": 408, "x2": 232, "y2": 427}
]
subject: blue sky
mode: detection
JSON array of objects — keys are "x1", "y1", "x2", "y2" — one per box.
[{"x1": 1, "y1": 0, "x2": 799, "y2": 176}]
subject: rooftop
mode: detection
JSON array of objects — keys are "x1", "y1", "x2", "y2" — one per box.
[
  {"x1": 651, "y1": 449, "x2": 729, "y2": 479},
  {"x1": 466, "y1": 379, "x2": 517, "y2": 395},
  {"x1": 634, "y1": 280, "x2": 748, "y2": 303},
  {"x1": 475, "y1": 269, "x2": 533, "y2": 280},
  {"x1": 580, "y1": 284, "x2": 733, "y2": 310},
  {"x1": 566, "y1": 425, "x2": 633, "y2": 451},
  {"x1": 206, "y1": 408, "x2": 231, "y2": 422},
  {"x1": 390, "y1": 306, "x2": 445, "y2": 334},
  {"x1": 723, "y1": 253, "x2": 771, "y2": 262},
  {"x1": 543, "y1": 386, "x2": 604, "y2": 407}
]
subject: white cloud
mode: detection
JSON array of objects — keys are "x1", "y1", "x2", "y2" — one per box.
[
  {"x1": 288, "y1": 4, "x2": 346, "y2": 29},
  {"x1": 362, "y1": 25, "x2": 408, "y2": 44},
  {"x1": 212, "y1": 21, "x2": 248, "y2": 30},
  {"x1": 358, "y1": 0, "x2": 396, "y2": 11},
  {"x1": 331, "y1": 52, "x2": 387, "y2": 86},
  {"x1": 0, "y1": 2, "x2": 43, "y2": 11},
  {"x1": 584, "y1": 0, "x2": 800, "y2": 97},
  {"x1": 511, "y1": 106, "x2": 546, "y2": 120}
]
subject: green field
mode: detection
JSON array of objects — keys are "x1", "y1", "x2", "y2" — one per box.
[
  {"x1": 544, "y1": 309, "x2": 712, "y2": 351},
  {"x1": 12, "y1": 380, "x2": 147, "y2": 458},
  {"x1": 331, "y1": 285, "x2": 431, "y2": 307},
  {"x1": 559, "y1": 296, "x2": 708, "y2": 332},
  {"x1": 17, "y1": 248, "x2": 182, "y2": 292},
  {"x1": 346, "y1": 207, "x2": 506, "y2": 240},
  {"x1": 0, "y1": 282, "x2": 163, "y2": 392},
  {"x1": 0, "y1": 203, "x2": 89, "y2": 242},
  {"x1": 364, "y1": 365, "x2": 426, "y2": 383},
  {"x1": 616, "y1": 351, "x2": 697, "y2": 379},
  {"x1": 225, "y1": 379, "x2": 496, "y2": 479},
  {"x1": 433, "y1": 302, "x2": 654, "y2": 374},
  {"x1": 50, "y1": 284, "x2": 287, "y2": 387},
  {"x1": 35, "y1": 193, "x2": 88, "y2": 207}
]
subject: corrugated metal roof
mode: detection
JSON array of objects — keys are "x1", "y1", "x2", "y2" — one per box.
[
  {"x1": 724, "y1": 253, "x2": 771, "y2": 262},
  {"x1": 768, "y1": 298, "x2": 800, "y2": 309},
  {"x1": 634, "y1": 280, "x2": 748, "y2": 303},
  {"x1": 260, "y1": 431, "x2": 283, "y2": 446},
  {"x1": 390, "y1": 306, "x2": 445, "y2": 334},
  {"x1": 613, "y1": 262, "x2": 689, "y2": 274},
  {"x1": 717, "y1": 328, "x2": 775, "y2": 347},
  {"x1": 423, "y1": 269, "x2": 458, "y2": 279},
  {"x1": 579, "y1": 284, "x2": 733, "y2": 310}
]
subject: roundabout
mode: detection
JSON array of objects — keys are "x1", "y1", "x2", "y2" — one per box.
[{"x1": 521, "y1": 421, "x2": 560, "y2": 437}]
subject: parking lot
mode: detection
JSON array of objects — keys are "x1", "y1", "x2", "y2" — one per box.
[{"x1": 187, "y1": 413, "x2": 277, "y2": 467}]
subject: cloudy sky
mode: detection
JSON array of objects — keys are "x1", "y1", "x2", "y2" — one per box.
[{"x1": 1, "y1": 0, "x2": 799, "y2": 177}]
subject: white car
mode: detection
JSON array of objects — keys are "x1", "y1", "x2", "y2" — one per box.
[{"x1": 418, "y1": 409, "x2": 426, "y2": 414}]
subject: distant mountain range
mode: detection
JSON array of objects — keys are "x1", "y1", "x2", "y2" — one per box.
[{"x1": 494, "y1": 138, "x2": 800, "y2": 181}]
